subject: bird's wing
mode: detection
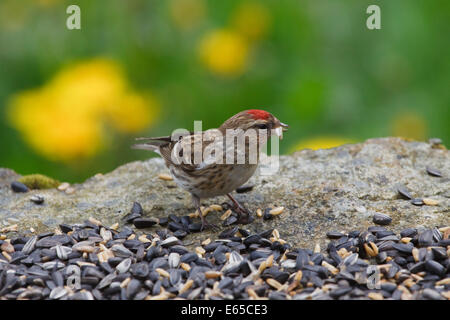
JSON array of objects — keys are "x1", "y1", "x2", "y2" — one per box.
[{"x1": 160, "y1": 129, "x2": 224, "y2": 173}]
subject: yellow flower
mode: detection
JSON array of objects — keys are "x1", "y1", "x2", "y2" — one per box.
[
  {"x1": 105, "y1": 91, "x2": 160, "y2": 133},
  {"x1": 232, "y1": 1, "x2": 271, "y2": 41},
  {"x1": 292, "y1": 136, "x2": 354, "y2": 152},
  {"x1": 48, "y1": 59, "x2": 126, "y2": 118},
  {"x1": 199, "y1": 29, "x2": 250, "y2": 76},
  {"x1": 391, "y1": 112, "x2": 427, "y2": 141},
  {"x1": 8, "y1": 58, "x2": 159, "y2": 162},
  {"x1": 8, "y1": 88, "x2": 104, "y2": 161},
  {"x1": 169, "y1": 0, "x2": 206, "y2": 31}
]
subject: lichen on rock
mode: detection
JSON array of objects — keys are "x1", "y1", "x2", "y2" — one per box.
[{"x1": 17, "y1": 174, "x2": 60, "y2": 190}]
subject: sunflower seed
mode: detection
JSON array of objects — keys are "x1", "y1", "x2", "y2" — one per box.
[
  {"x1": 116, "y1": 258, "x2": 132, "y2": 273},
  {"x1": 11, "y1": 181, "x2": 29, "y2": 193},
  {"x1": 397, "y1": 185, "x2": 412, "y2": 200},
  {"x1": 426, "y1": 166, "x2": 442, "y2": 177},
  {"x1": 373, "y1": 212, "x2": 392, "y2": 225}
]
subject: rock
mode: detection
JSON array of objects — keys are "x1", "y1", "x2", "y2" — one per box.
[{"x1": 0, "y1": 138, "x2": 449, "y2": 250}]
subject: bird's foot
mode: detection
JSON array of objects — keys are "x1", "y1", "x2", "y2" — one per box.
[
  {"x1": 200, "y1": 220, "x2": 220, "y2": 232},
  {"x1": 236, "y1": 212, "x2": 254, "y2": 225},
  {"x1": 199, "y1": 213, "x2": 220, "y2": 231},
  {"x1": 226, "y1": 193, "x2": 253, "y2": 225}
]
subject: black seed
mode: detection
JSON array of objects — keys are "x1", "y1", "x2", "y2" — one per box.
[
  {"x1": 169, "y1": 245, "x2": 189, "y2": 255},
  {"x1": 126, "y1": 279, "x2": 141, "y2": 299},
  {"x1": 236, "y1": 184, "x2": 254, "y2": 193},
  {"x1": 173, "y1": 230, "x2": 187, "y2": 239},
  {"x1": 418, "y1": 230, "x2": 433, "y2": 247},
  {"x1": 58, "y1": 224, "x2": 73, "y2": 234},
  {"x1": 372, "y1": 212, "x2": 392, "y2": 225},
  {"x1": 425, "y1": 260, "x2": 445, "y2": 276},
  {"x1": 133, "y1": 218, "x2": 158, "y2": 229},
  {"x1": 295, "y1": 249, "x2": 310, "y2": 270},
  {"x1": 326, "y1": 231, "x2": 345, "y2": 239},
  {"x1": 268, "y1": 291, "x2": 287, "y2": 300},
  {"x1": 188, "y1": 223, "x2": 202, "y2": 233},
  {"x1": 411, "y1": 198, "x2": 424, "y2": 206},
  {"x1": 238, "y1": 228, "x2": 250, "y2": 237},
  {"x1": 426, "y1": 166, "x2": 442, "y2": 177},
  {"x1": 219, "y1": 227, "x2": 238, "y2": 239},
  {"x1": 11, "y1": 181, "x2": 29, "y2": 193},
  {"x1": 130, "y1": 262, "x2": 149, "y2": 279},
  {"x1": 99, "y1": 262, "x2": 114, "y2": 274},
  {"x1": 258, "y1": 229, "x2": 273, "y2": 239},
  {"x1": 409, "y1": 261, "x2": 425, "y2": 273},
  {"x1": 168, "y1": 214, "x2": 180, "y2": 223},
  {"x1": 394, "y1": 256, "x2": 407, "y2": 266},
  {"x1": 243, "y1": 234, "x2": 262, "y2": 246},
  {"x1": 330, "y1": 287, "x2": 352, "y2": 299},
  {"x1": 380, "y1": 282, "x2": 397, "y2": 293},
  {"x1": 180, "y1": 216, "x2": 191, "y2": 228},
  {"x1": 180, "y1": 252, "x2": 198, "y2": 263},
  {"x1": 168, "y1": 221, "x2": 184, "y2": 232},
  {"x1": 392, "y1": 243, "x2": 413, "y2": 254},
  {"x1": 348, "y1": 230, "x2": 361, "y2": 238},
  {"x1": 431, "y1": 247, "x2": 447, "y2": 260},
  {"x1": 218, "y1": 277, "x2": 233, "y2": 289},
  {"x1": 397, "y1": 185, "x2": 412, "y2": 200},
  {"x1": 214, "y1": 252, "x2": 227, "y2": 265},
  {"x1": 263, "y1": 210, "x2": 273, "y2": 220},
  {"x1": 400, "y1": 228, "x2": 417, "y2": 238},
  {"x1": 223, "y1": 215, "x2": 238, "y2": 226},
  {"x1": 158, "y1": 217, "x2": 168, "y2": 226}
]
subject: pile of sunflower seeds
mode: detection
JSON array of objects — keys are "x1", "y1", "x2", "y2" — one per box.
[{"x1": 0, "y1": 217, "x2": 448, "y2": 300}]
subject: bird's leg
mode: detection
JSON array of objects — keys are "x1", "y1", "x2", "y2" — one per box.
[
  {"x1": 192, "y1": 195, "x2": 218, "y2": 231},
  {"x1": 226, "y1": 193, "x2": 253, "y2": 224}
]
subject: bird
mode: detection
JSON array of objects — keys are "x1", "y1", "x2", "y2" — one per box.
[{"x1": 133, "y1": 109, "x2": 288, "y2": 230}]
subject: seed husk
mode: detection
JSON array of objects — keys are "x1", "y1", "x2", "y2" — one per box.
[
  {"x1": 155, "y1": 268, "x2": 170, "y2": 278},
  {"x1": 158, "y1": 173, "x2": 173, "y2": 181},
  {"x1": 368, "y1": 292, "x2": 384, "y2": 300},
  {"x1": 205, "y1": 271, "x2": 222, "y2": 279},
  {"x1": 422, "y1": 198, "x2": 439, "y2": 206},
  {"x1": 179, "y1": 279, "x2": 193, "y2": 294},
  {"x1": 269, "y1": 207, "x2": 284, "y2": 216},
  {"x1": 220, "y1": 210, "x2": 232, "y2": 221},
  {"x1": 256, "y1": 209, "x2": 263, "y2": 218}
]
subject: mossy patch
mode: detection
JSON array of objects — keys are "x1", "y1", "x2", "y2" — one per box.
[{"x1": 18, "y1": 174, "x2": 60, "y2": 190}]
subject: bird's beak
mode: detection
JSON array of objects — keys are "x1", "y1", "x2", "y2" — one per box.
[{"x1": 274, "y1": 122, "x2": 288, "y2": 140}]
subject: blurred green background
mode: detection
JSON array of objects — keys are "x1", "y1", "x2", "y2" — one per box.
[{"x1": 0, "y1": 0, "x2": 449, "y2": 183}]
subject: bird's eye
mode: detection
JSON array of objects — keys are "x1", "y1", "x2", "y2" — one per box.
[{"x1": 255, "y1": 123, "x2": 268, "y2": 130}]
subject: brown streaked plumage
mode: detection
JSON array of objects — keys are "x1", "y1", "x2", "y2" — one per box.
[{"x1": 133, "y1": 109, "x2": 288, "y2": 230}]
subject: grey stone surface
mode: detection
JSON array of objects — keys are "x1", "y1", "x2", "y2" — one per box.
[{"x1": 0, "y1": 137, "x2": 449, "y2": 250}]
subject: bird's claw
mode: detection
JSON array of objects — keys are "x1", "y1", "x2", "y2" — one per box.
[
  {"x1": 237, "y1": 213, "x2": 254, "y2": 225},
  {"x1": 200, "y1": 221, "x2": 220, "y2": 232}
]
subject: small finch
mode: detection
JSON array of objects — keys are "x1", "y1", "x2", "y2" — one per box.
[{"x1": 133, "y1": 109, "x2": 288, "y2": 230}]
